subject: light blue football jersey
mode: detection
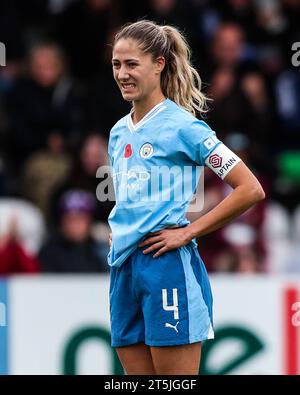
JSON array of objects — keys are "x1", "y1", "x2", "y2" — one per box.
[{"x1": 107, "y1": 98, "x2": 240, "y2": 267}]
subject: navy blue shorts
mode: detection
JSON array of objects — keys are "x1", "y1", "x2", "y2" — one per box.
[{"x1": 109, "y1": 243, "x2": 214, "y2": 347}]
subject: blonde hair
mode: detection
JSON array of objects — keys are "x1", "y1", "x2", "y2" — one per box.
[{"x1": 114, "y1": 20, "x2": 209, "y2": 117}]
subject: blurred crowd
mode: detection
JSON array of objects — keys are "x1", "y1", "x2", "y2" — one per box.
[{"x1": 0, "y1": 0, "x2": 300, "y2": 275}]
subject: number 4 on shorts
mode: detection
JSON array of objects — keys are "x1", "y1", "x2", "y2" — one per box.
[{"x1": 162, "y1": 288, "x2": 179, "y2": 320}]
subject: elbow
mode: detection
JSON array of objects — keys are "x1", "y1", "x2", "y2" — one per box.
[{"x1": 250, "y1": 183, "x2": 266, "y2": 204}]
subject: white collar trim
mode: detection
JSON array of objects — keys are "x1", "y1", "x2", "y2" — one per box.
[{"x1": 127, "y1": 100, "x2": 167, "y2": 133}]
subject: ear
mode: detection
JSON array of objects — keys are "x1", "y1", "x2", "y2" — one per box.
[{"x1": 155, "y1": 56, "x2": 165, "y2": 74}]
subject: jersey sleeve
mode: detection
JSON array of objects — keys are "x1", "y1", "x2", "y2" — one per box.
[{"x1": 179, "y1": 119, "x2": 241, "y2": 180}]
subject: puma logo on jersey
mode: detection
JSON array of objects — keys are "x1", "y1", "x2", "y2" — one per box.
[{"x1": 165, "y1": 321, "x2": 179, "y2": 333}]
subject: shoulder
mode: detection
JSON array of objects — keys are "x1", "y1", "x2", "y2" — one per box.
[{"x1": 165, "y1": 100, "x2": 214, "y2": 142}]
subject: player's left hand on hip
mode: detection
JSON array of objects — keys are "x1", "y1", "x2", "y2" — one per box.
[{"x1": 138, "y1": 227, "x2": 192, "y2": 258}]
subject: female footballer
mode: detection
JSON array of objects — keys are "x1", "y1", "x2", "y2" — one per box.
[{"x1": 107, "y1": 20, "x2": 265, "y2": 375}]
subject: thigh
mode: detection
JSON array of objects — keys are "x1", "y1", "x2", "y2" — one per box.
[
  {"x1": 151, "y1": 342, "x2": 201, "y2": 375},
  {"x1": 134, "y1": 244, "x2": 214, "y2": 346},
  {"x1": 116, "y1": 343, "x2": 156, "y2": 375}
]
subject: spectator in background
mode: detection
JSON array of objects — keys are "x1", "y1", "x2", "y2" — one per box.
[
  {"x1": 207, "y1": 67, "x2": 254, "y2": 141},
  {"x1": 39, "y1": 189, "x2": 109, "y2": 273},
  {"x1": 219, "y1": 0, "x2": 258, "y2": 42},
  {"x1": 84, "y1": 27, "x2": 131, "y2": 137},
  {"x1": 54, "y1": 0, "x2": 118, "y2": 82},
  {"x1": 145, "y1": 0, "x2": 199, "y2": 52},
  {"x1": 50, "y1": 133, "x2": 114, "y2": 227},
  {"x1": 202, "y1": 22, "x2": 246, "y2": 79},
  {"x1": 241, "y1": 71, "x2": 273, "y2": 145},
  {"x1": 5, "y1": 42, "x2": 84, "y2": 170},
  {"x1": 21, "y1": 131, "x2": 72, "y2": 220},
  {"x1": 240, "y1": 71, "x2": 278, "y2": 179},
  {"x1": 202, "y1": 23, "x2": 261, "y2": 142},
  {"x1": 0, "y1": 215, "x2": 40, "y2": 275}
]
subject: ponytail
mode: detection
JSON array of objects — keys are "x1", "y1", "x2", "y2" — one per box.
[
  {"x1": 114, "y1": 20, "x2": 210, "y2": 117},
  {"x1": 160, "y1": 25, "x2": 209, "y2": 116}
]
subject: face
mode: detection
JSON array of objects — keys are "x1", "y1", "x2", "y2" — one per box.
[
  {"x1": 213, "y1": 26, "x2": 244, "y2": 67},
  {"x1": 112, "y1": 38, "x2": 164, "y2": 102},
  {"x1": 30, "y1": 47, "x2": 64, "y2": 87},
  {"x1": 61, "y1": 212, "x2": 91, "y2": 242},
  {"x1": 80, "y1": 134, "x2": 108, "y2": 173}
]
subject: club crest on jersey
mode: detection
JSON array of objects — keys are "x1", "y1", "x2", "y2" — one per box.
[
  {"x1": 140, "y1": 143, "x2": 154, "y2": 159},
  {"x1": 209, "y1": 153, "x2": 222, "y2": 168},
  {"x1": 124, "y1": 144, "x2": 132, "y2": 158}
]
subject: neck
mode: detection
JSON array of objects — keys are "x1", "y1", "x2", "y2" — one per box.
[{"x1": 132, "y1": 90, "x2": 166, "y2": 124}]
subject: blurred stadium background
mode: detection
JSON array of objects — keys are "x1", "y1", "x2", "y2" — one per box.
[{"x1": 0, "y1": 0, "x2": 300, "y2": 375}]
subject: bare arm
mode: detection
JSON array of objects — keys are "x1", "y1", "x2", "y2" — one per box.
[
  {"x1": 186, "y1": 161, "x2": 265, "y2": 240},
  {"x1": 139, "y1": 161, "x2": 265, "y2": 257}
]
